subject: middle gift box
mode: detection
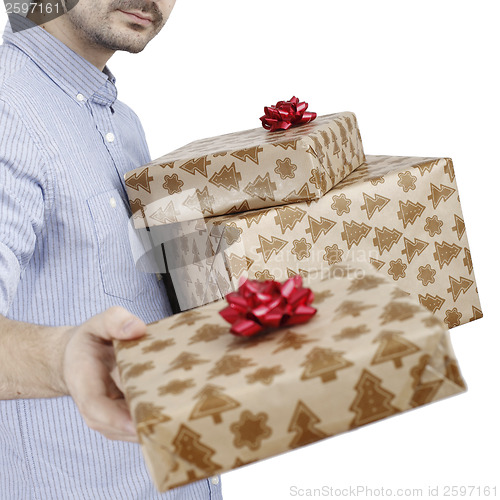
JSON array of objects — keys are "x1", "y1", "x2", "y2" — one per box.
[{"x1": 125, "y1": 111, "x2": 365, "y2": 227}]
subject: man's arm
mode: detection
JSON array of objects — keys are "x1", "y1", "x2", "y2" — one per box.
[{"x1": 0, "y1": 307, "x2": 146, "y2": 442}]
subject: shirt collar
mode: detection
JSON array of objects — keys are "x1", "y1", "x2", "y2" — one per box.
[{"x1": 2, "y1": 13, "x2": 117, "y2": 106}]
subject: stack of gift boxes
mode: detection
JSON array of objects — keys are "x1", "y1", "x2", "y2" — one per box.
[{"x1": 118, "y1": 110, "x2": 482, "y2": 492}]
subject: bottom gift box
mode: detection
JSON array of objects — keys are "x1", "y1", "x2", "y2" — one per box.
[{"x1": 115, "y1": 261, "x2": 466, "y2": 493}]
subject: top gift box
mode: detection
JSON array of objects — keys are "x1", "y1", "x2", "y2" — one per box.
[{"x1": 125, "y1": 112, "x2": 365, "y2": 228}]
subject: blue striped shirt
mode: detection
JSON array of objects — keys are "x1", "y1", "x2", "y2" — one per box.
[{"x1": 0, "y1": 13, "x2": 223, "y2": 499}]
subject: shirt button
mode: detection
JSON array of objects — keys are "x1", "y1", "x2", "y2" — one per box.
[
  {"x1": 109, "y1": 197, "x2": 117, "y2": 208},
  {"x1": 105, "y1": 132, "x2": 115, "y2": 143},
  {"x1": 210, "y1": 476, "x2": 219, "y2": 485},
  {"x1": 76, "y1": 93, "x2": 85, "y2": 101}
]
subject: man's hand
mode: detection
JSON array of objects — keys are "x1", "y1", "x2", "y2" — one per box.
[{"x1": 62, "y1": 307, "x2": 146, "y2": 443}]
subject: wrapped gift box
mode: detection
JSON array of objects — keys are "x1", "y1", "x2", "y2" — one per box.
[
  {"x1": 125, "y1": 112, "x2": 365, "y2": 228},
  {"x1": 115, "y1": 262, "x2": 466, "y2": 493},
  {"x1": 184, "y1": 154, "x2": 481, "y2": 329}
]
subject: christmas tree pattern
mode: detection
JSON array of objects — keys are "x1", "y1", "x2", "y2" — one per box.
[
  {"x1": 349, "y1": 369, "x2": 398, "y2": 428},
  {"x1": 231, "y1": 146, "x2": 264, "y2": 164},
  {"x1": 335, "y1": 300, "x2": 376, "y2": 318},
  {"x1": 287, "y1": 400, "x2": 328, "y2": 449},
  {"x1": 256, "y1": 235, "x2": 288, "y2": 263},
  {"x1": 428, "y1": 183, "x2": 455, "y2": 208},
  {"x1": 328, "y1": 127, "x2": 341, "y2": 156},
  {"x1": 124, "y1": 361, "x2": 155, "y2": 380},
  {"x1": 373, "y1": 227, "x2": 402, "y2": 254},
  {"x1": 189, "y1": 384, "x2": 241, "y2": 424},
  {"x1": 158, "y1": 378, "x2": 196, "y2": 396},
  {"x1": 444, "y1": 307, "x2": 462, "y2": 328},
  {"x1": 273, "y1": 205, "x2": 307, "y2": 233},
  {"x1": 226, "y1": 253, "x2": 254, "y2": 278},
  {"x1": 379, "y1": 301, "x2": 422, "y2": 324},
  {"x1": 470, "y1": 306, "x2": 483, "y2": 322},
  {"x1": 172, "y1": 424, "x2": 222, "y2": 474},
  {"x1": 179, "y1": 156, "x2": 211, "y2": 177},
  {"x1": 433, "y1": 241, "x2": 462, "y2": 269},
  {"x1": 371, "y1": 330, "x2": 420, "y2": 368},
  {"x1": 415, "y1": 159, "x2": 439, "y2": 176},
  {"x1": 444, "y1": 355, "x2": 466, "y2": 388},
  {"x1": 409, "y1": 355, "x2": 443, "y2": 407},
  {"x1": 245, "y1": 365, "x2": 284, "y2": 385},
  {"x1": 224, "y1": 200, "x2": 251, "y2": 215},
  {"x1": 243, "y1": 173, "x2": 277, "y2": 201},
  {"x1": 330, "y1": 194, "x2": 351, "y2": 217},
  {"x1": 360, "y1": 193, "x2": 390, "y2": 219},
  {"x1": 124, "y1": 385, "x2": 146, "y2": 403},
  {"x1": 283, "y1": 183, "x2": 315, "y2": 204},
  {"x1": 312, "y1": 290, "x2": 333, "y2": 304},
  {"x1": 300, "y1": 347, "x2": 353, "y2": 382},
  {"x1": 418, "y1": 293, "x2": 445, "y2": 313},
  {"x1": 182, "y1": 186, "x2": 215, "y2": 215},
  {"x1": 125, "y1": 167, "x2": 153, "y2": 193},
  {"x1": 335, "y1": 119, "x2": 349, "y2": 145},
  {"x1": 443, "y1": 158, "x2": 455, "y2": 182},
  {"x1": 162, "y1": 173, "x2": 184, "y2": 194},
  {"x1": 318, "y1": 129, "x2": 331, "y2": 150},
  {"x1": 230, "y1": 410, "x2": 272, "y2": 451},
  {"x1": 237, "y1": 208, "x2": 269, "y2": 228},
  {"x1": 310, "y1": 136, "x2": 326, "y2": 165},
  {"x1": 344, "y1": 115, "x2": 354, "y2": 133},
  {"x1": 341, "y1": 221, "x2": 372, "y2": 249},
  {"x1": 447, "y1": 276, "x2": 473, "y2": 301},
  {"x1": 273, "y1": 139, "x2": 299, "y2": 150},
  {"x1": 158, "y1": 161, "x2": 175, "y2": 169},
  {"x1": 370, "y1": 258, "x2": 386, "y2": 271},
  {"x1": 463, "y1": 247, "x2": 473, "y2": 274},
  {"x1": 188, "y1": 324, "x2": 228, "y2": 344},
  {"x1": 151, "y1": 201, "x2": 178, "y2": 224},
  {"x1": 166, "y1": 352, "x2": 210, "y2": 372},
  {"x1": 208, "y1": 163, "x2": 242, "y2": 191},
  {"x1": 397, "y1": 200, "x2": 425, "y2": 228},
  {"x1": 347, "y1": 274, "x2": 386, "y2": 294},
  {"x1": 333, "y1": 324, "x2": 370, "y2": 341},
  {"x1": 452, "y1": 214, "x2": 466, "y2": 240},
  {"x1": 274, "y1": 157, "x2": 298, "y2": 179},
  {"x1": 272, "y1": 331, "x2": 317, "y2": 354},
  {"x1": 142, "y1": 338, "x2": 176, "y2": 354},
  {"x1": 423, "y1": 215, "x2": 443, "y2": 237},
  {"x1": 305, "y1": 215, "x2": 336, "y2": 243},
  {"x1": 134, "y1": 402, "x2": 171, "y2": 437},
  {"x1": 401, "y1": 237, "x2": 429, "y2": 263},
  {"x1": 208, "y1": 354, "x2": 256, "y2": 379}
]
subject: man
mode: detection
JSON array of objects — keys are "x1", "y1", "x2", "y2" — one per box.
[{"x1": 0, "y1": 1, "x2": 223, "y2": 498}]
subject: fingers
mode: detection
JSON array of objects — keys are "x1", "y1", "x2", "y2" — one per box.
[
  {"x1": 71, "y1": 358, "x2": 138, "y2": 442},
  {"x1": 82, "y1": 306, "x2": 147, "y2": 342}
]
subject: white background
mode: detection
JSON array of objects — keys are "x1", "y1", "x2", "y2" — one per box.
[{"x1": 1, "y1": 1, "x2": 499, "y2": 498}]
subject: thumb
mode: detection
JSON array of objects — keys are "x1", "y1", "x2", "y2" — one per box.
[{"x1": 84, "y1": 306, "x2": 147, "y2": 342}]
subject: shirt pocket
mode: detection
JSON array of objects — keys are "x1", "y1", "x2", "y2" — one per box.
[{"x1": 87, "y1": 188, "x2": 145, "y2": 302}]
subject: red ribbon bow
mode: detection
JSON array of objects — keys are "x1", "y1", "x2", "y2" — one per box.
[
  {"x1": 219, "y1": 275, "x2": 317, "y2": 337},
  {"x1": 260, "y1": 96, "x2": 317, "y2": 132}
]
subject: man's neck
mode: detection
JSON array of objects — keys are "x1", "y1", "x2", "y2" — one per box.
[{"x1": 26, "y1": 12, "x2": 114, "y2": 71}]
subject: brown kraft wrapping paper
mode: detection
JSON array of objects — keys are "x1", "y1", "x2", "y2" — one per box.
[
  {"x1": 114, "y1": 262, "x2": 466, "y2": 493},
  {"x1": 124, "y1": 112, "x2": 365, "y2": 228},
  {"x1": 191, "y1": 155, "x2": 482, "y2": 329}
]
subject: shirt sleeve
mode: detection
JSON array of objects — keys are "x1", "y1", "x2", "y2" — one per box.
[{"x1": 0, "y1": 98, "x2": 47, "y2": 316}]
